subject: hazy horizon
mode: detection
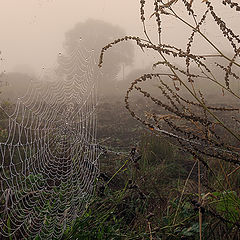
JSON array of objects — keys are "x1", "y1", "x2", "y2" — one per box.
[{"x1": 0, "y1": 0, "x2": 239, "y2": 77}]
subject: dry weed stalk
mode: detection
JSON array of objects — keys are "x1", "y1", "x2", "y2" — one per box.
[
  {"x1": 99, "y1": 0, "x2": 240, "y2": 167},
  {"x1": 99, "y1": 0, "x2": 240, "y2": 237}
]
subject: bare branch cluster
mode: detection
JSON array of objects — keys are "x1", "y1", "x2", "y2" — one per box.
[{"x1": 99, "y1": 0, "x2": 240, "y2": 166}]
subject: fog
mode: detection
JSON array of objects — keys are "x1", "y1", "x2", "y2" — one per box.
[
  {"x1": 0, "y1": 0, "x2": 141, "y2": 75},
  {"x1": 0, "y1": 0, "x2": 239, "y2": 99},
  {"x1": 0, "y1": 2, "x2": 239, "y2": 239},
  {"x1": 0, "y1": 0, "x2": 238, "y2": 75}
]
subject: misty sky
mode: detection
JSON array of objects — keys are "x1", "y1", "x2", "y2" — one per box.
[
  {"x1": 0, "y1": 0, "x2": 238, "y2": 76},
  {"x1": 0, "y1": 0, "x2": 142, "y2": 75}
]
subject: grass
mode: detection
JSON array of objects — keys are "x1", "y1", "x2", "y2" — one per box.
[{"x1": 60, "y1": 97, "x2": 240, "y2": 240}]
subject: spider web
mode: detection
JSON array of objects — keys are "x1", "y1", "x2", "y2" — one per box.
[{"x1": 0, "y1": 41, "x2": 100, "y2": 239}]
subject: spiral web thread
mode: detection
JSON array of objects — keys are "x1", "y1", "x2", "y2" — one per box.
[{"x1": 0, "y1": 42, "x2": 100, "y2": 239}]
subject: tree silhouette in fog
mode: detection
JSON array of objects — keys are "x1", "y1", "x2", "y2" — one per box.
[{"x1": 58, "y1": 19, "x2": 134, "y2": 95}]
